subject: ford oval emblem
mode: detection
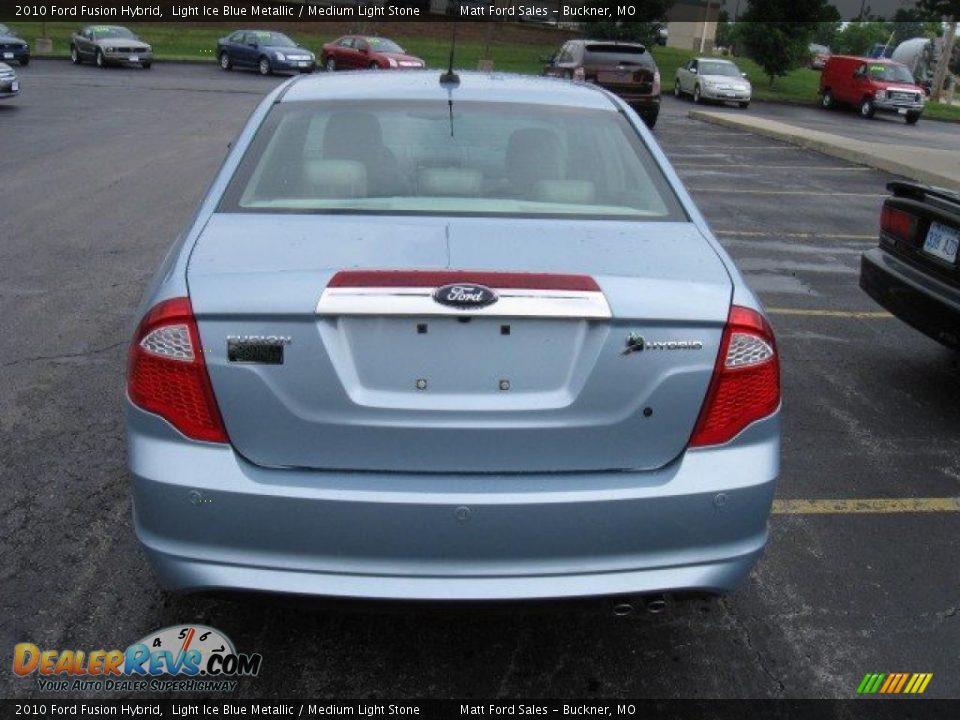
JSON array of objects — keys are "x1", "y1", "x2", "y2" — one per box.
[{"x1": 433, "y1": 283, "x2": 498, "y2": 310}]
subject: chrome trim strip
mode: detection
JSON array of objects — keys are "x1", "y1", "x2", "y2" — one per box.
[{"x1": 316, "y1": 287, "x2": 612, "y2": 319}]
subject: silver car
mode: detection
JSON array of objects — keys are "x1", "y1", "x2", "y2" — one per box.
[
  {"x1": 675, "y1": 57, "x2": 752, "y2": 108},
  {"x1": 126, "y1": 71, "x2": 780, "y2": 603},
  {"x1": 70, "y1": 25, "x2": 153, "y2": 69},
  {"x1": 0, "y1": 62, "x2": 19, "y2": 99}
]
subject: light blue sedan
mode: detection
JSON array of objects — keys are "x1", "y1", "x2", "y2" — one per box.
[{"x1": 126, "y1": 70, "x2": 780, "y2": 605}]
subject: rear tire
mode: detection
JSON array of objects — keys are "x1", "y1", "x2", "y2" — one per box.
[
  {"x1": 142, "y1": 62, "x2": 151, "y2": 70},
  {"x1": 95, "y1": 50, "x2": 105, "y2": 68},
  {"x1": 70, "y1": 46, "x2": 81, "y2": 65},
  {"x1": 324, "y1": 56, "x2": 336, "y2": 72},
  {"x1": 19, "y1": 57, "x2": 29, "y2": 66},
  {"x1": 738, "y1": 101, "x2": 750, "y2": 109},
  {"x1": 642, "y1": 112, "x2": 658, "y2": 129},
  {"x1": 369, "y1": 62, "x2": 380, "y2": 70},
  {"x1": 905, "y1": 112, "x2": 921, "y2": 125},
  {"x1": 820, "y1": 90, "x2": 834, "y2": 109},
  {"x1": 258, "y1": 56, "x2": 272, "y2": 76},
  {"x1": 673, "y1": 79, "x2": 682, "y2": 98},
  {"x1": 693, "y1": 85, "x2": 702, "y2": 104},
  {"x1": 219, "y1": 52, "x2": 232, "y2": 71},
  {"x1": 859, "y1": 98, "x2": 875, "y2": 118}
]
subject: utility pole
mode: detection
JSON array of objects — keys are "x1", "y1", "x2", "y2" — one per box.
[
  {"x1": 930, "y1": 19, "x2": 957, "y2": 102},
  {"x1": 699, "y1": 0, "x2": 712, "y2": 54}
]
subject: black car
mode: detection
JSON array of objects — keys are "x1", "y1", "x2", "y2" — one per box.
[
  {"x1": 861, "y1": 182, "x2": 960, "y2": 349},
  {"x1": 0, "y1": 24, "x2": 30, "y2": 66},
  {"x1": 216, "y1": 30, "x2": 316, "y2": 76},
  {"x1": 543, "y1": 40, "x2": 661, "y2": 128}
]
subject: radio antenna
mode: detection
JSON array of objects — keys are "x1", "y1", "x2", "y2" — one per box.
[{"x1": 439, "y1": 19, "x2": 460, "y2": 86}]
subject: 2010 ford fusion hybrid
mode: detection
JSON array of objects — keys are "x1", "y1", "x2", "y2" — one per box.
[{"x1": 126, "y1": 70, "x2": 780, "y2": 602}]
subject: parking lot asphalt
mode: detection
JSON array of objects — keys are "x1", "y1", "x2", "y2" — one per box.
[{"x1": 2, "y1": 61, "x2": 959, "y2": 700}]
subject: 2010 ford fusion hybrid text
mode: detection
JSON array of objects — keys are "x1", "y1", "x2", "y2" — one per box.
[{"x1": 126, "y1": 70, "x2": 780, "y2": 601}]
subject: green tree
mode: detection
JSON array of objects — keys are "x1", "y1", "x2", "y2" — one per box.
[
  {"x1": 812, "y1": 5, "x2": 843, "y2": 47},
  {"x1": 582, "y1": 0, "x2": 675, "y2": 44},
  {"x1": 832, "y1": 22, "x2": 892, "y2": 55},
  {"x1": 737, "y1": 0, "x2": 826, "y2": 84},
  {"x1": 915, "y1": 0, "x2": 959, "y2": 20},
  {"x1": 889, "y1": 8, "x2": 943, "y2": 43}
]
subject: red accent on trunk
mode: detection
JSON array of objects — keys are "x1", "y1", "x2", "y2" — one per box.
[{"x1": 328, "y1": 270, "x2": 600, "y2": 292}]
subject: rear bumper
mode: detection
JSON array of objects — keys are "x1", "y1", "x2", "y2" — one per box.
[
  {"x1": 860, "y1": 248, "x2": 960, "y2": 349},
  {"x1": 127, "y1": 404, "x2": 779, "y2": 601},
  {"x1": 103, "y1": 50, "x2": 153, "y2": 65}
]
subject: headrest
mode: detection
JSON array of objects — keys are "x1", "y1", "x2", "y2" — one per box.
[
  {"x1": 532, "y1": 180, "x2": 596, "y2": 205},
  {"x1": 322, "y1": 112, "x2": 384, "y2": 158},
  {"x1": 506, "y1": 128, "x2": 563, "y2": 188},
  {"x1": 304, "y1": 159, "x2": 367, "y2": 198},
  {"x1": 416, "y1": 168, "x2": 483, "y2": 197}
]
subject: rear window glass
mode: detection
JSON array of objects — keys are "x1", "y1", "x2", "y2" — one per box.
[
  {"x1": 584, "y1": 45, "x2": 653, "y2": 68},
  {"x1": 219, "y1": 100, "x2": 685, "y2": 221}
]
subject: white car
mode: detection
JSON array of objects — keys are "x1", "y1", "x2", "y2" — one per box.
[
  {"x1": 0, "y1": 62, "x2": 19, "y2": 99},
  {"x1": 675, "y1": 58, "x2": 752, "y2": 108}
]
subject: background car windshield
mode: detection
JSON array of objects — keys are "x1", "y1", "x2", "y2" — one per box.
[
  {"x1": 700, "y1": 62, "x2": 740, "y2": 77},
  {"x1": 255, "y1": 32, "x2": 296, "y2": 47},
  {"x1": 367, "y1": 38, "x2": 404, "y2": 53},
  {"x1": 583, "y1": 44, "x2": 652, "y2": 66},
  {"x1": 93, "y1": 27, "x2": 135, "y2": 39},
  {"x1": 222, "y1": 101, "x2": 684, "y2": 220},
  {"x1": 868, "y1": 63, "x2": 915, "y2": 83}
]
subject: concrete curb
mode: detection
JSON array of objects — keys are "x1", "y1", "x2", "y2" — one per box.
[{"x1": 688, "y1": 110, "x2": 960, "y2": 190}]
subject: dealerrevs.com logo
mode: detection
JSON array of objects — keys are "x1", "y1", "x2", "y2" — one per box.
[{"x1": 13, "y1": 625, "x2": 262, "y2": 693}]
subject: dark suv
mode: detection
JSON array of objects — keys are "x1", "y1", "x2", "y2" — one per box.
[{"x1": 544, "y1": 40, "x2": 661, "y2": 127}]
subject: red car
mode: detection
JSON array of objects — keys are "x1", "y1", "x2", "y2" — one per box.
[{"x1": 321, "y1": 36, "x2": 425, "y2": 72}]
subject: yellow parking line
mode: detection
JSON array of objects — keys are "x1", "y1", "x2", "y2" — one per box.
[
  {"x1": 767, "y1": 308, "x2": 892, "y2": 319},
  {"x1": 714, "y1": 230, "x2": 875, "y2": 240},
  {"x1": 773, "y1": 498, "x2": 960, "y2": 514},
  {"x1": 689, "y1": 188, "x2": 885, "y2": 197}
]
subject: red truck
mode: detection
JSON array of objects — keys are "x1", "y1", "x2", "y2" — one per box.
[{"x1": 819, "y1": 55, "x2": 925, "y2": 124}]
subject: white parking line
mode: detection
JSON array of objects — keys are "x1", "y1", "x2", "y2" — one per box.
[
  {"x1": 675, "y1": 164, "x2": 871, "y2": 171},
  {"x1": 714, "y1": 230, "x2": 876, "y2": 240},
  {"x1": 689, "y1": 188, "x2": 886, "y2": 197}
]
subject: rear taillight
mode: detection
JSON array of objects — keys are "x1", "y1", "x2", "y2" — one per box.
[
  {"x1": 690, "y1": 306, "x2": 780, "y2": 447},
  {"x1": 880, "y1": 205, "x2": 915, "y2": 242},
  {"x1": 127, "y1": 297, "x2": 228, "y2": 443}
]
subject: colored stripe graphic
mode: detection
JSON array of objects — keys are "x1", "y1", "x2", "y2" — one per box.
[{"x1": 857, "y1": 673, "x2": 932, "y2": 694}]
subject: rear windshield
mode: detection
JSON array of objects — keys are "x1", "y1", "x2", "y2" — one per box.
[
  {"x1": 584, "y1": 44, "x2": 653, "y2": 67},
  {"x1": 220, "y1": 100, "x2": 685, "y2": 221}
]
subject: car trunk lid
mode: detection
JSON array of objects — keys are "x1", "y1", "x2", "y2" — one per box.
[{"x1": 188, "y1": 214, "x2": 731, "y2": 473}]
